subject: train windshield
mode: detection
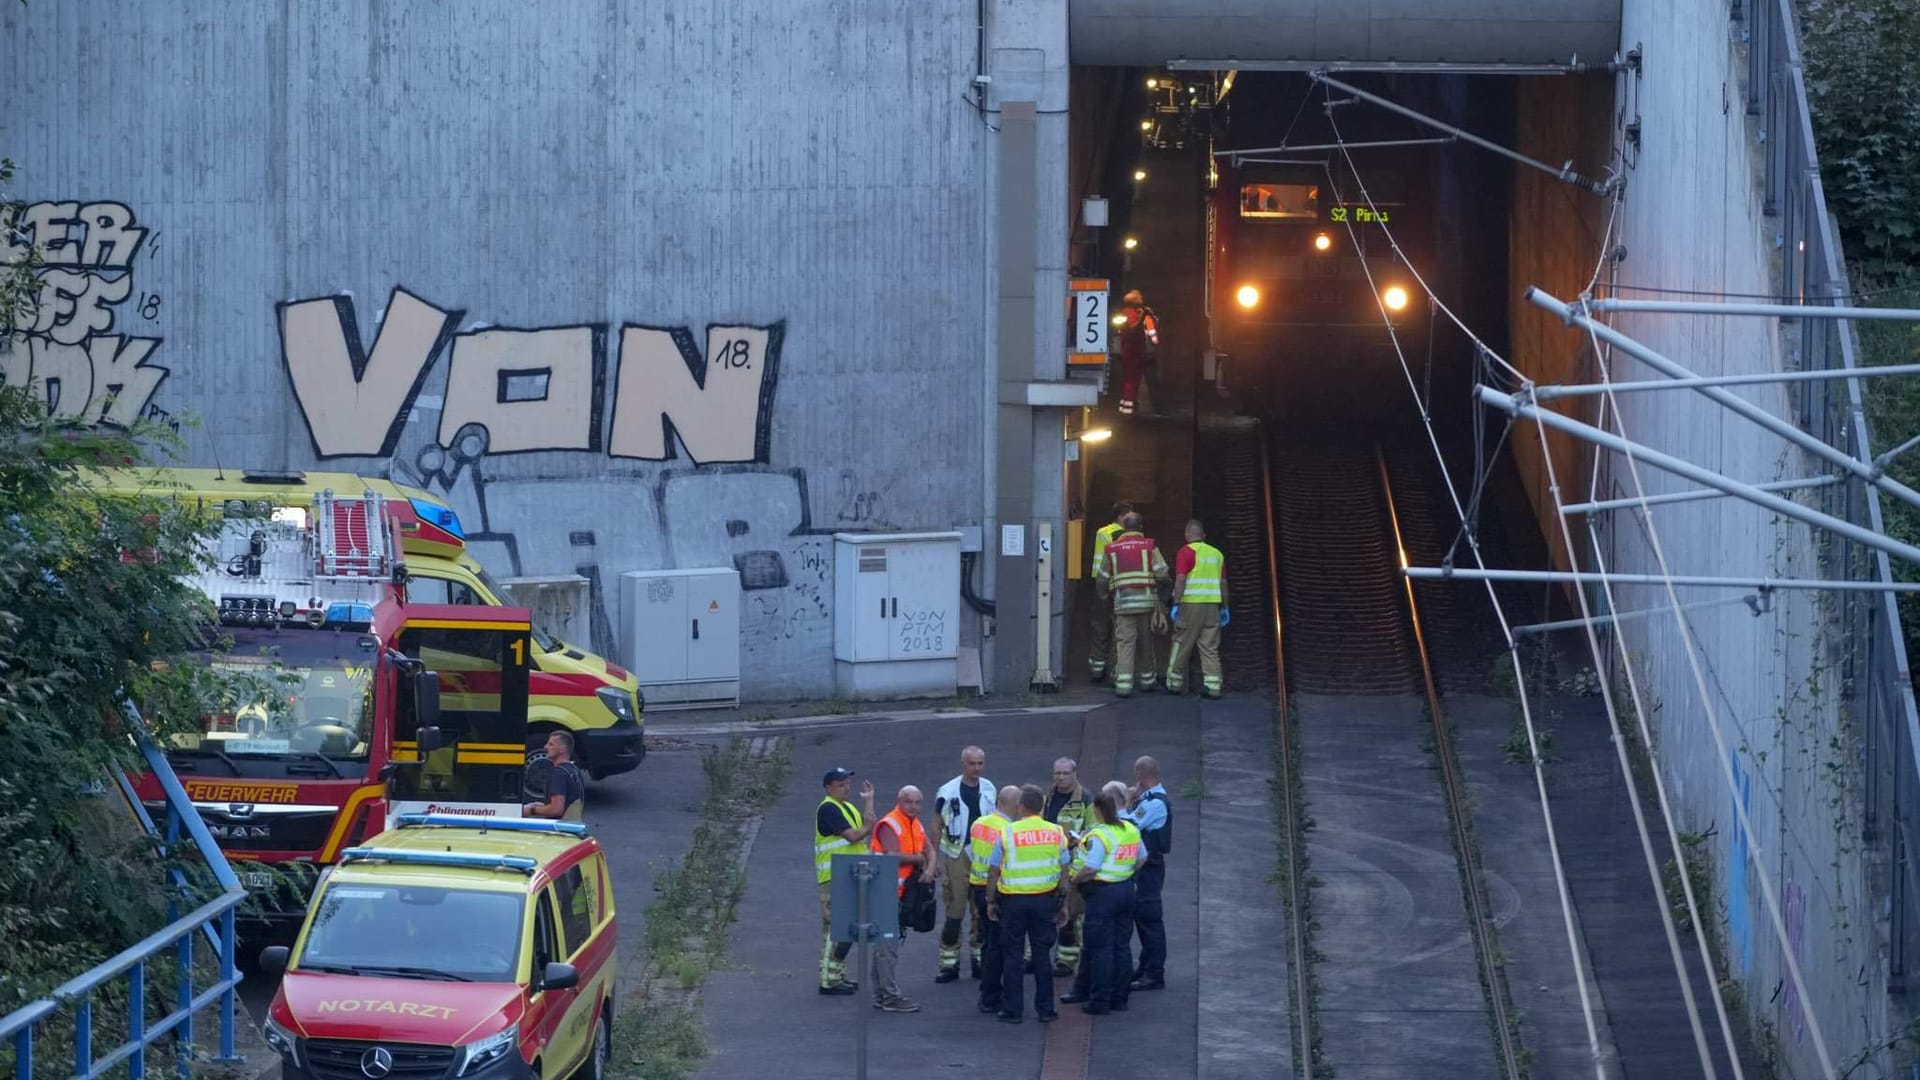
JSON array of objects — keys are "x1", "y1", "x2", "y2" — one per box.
[{"x1": 1239, "y1": 182, "x2": 1320, "y2": 221}]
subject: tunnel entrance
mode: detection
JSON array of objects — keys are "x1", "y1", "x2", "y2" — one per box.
[{"x1": 1060, "y1": 58, "x2": 1754, "y2": 1079}]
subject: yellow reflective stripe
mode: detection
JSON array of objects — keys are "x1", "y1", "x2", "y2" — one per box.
[
  {"x1": 455, "y1": 751, "x2": 524, "y2": 765},
  {"x1": 404, "y1": 618, "x2": 532, "y2": 632}
]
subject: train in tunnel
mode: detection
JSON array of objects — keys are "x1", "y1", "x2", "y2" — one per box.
[{"x1": 1202, "y1": 74, "x2": 1446, "y2": 407}]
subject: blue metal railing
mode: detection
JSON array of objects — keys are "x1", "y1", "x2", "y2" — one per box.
[
  {"x1": 0, "y1": 726, "x2": 247, "y2": 1080},
  {"x1": 1735, "y1": 0, "x2": 1920, "y2": 1038}
]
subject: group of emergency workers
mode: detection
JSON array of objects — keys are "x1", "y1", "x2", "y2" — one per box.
[
  {"x1": 1088, "y1": 501, "x2": 1229, "y2": 698},
  {"x1": 814, "y1": 747, "x2": 1174, "y2": 1022}
]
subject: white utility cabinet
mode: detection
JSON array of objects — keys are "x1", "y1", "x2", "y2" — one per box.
[
  {"x1": 833, "y1": 532, "x2": 961, "y2": 699},
  {"x1": 619, "y1": 568, "x2": 741, "y2": 710}
]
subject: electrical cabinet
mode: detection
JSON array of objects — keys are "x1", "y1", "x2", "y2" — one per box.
[
  {"x1": 833, "y1": 532, "x2": 961, "y2": 699},
  {"x1": 618, "y1": 568, "x2": 741, "y2": 710}
]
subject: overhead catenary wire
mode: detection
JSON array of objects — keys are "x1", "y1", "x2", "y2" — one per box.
[
  {"x1": 1573, "y1": 268, "x2": 1842, "y2": 1079},
  {"x1": 1319, "y1": 105, "x2": 1606, "y2": 1080}
]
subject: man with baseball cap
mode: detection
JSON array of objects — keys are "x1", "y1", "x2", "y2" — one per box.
[{"x1": 815, "y1": 766, "x2": 877, "y2": 994}]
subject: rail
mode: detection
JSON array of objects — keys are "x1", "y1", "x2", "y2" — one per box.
[
  {"x1": 1259, "y1": 423, "x2": 1313, "y2": 1079},
  {"x1": 0, "y1": 728, "x2": 246, "y2": 1080},
  {"x1": 1733, "y1": 0, "x2": 1920, "y2": 1004},
  {"x1": 1375, "y1": 447, "x2": 1522, "y2": 1079}
]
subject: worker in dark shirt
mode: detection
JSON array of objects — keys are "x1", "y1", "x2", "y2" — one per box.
[
  {"x1": 523, "y1": 731, "x2": 586, "y2": 822},
  {"x1": 1042, "y1": 757, "x2": 1093, "y2": 976},
  {"x1": 815, "y1": 767, "x2": 878, "y2": 994}
]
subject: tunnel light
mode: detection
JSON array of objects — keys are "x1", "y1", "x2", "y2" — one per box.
[
  {"x1": 1140, "y1": 119, "x2": 1153, "y2": 131},
  {"x1": 1123, "y1": 236, "x2": 1139, "y2": 250},
  {"x1": 1382, "y1": 285, "x2": 1410, "y2": 312},
  {"x1": 1236, "y1": 284, "x2": 1260, "y2": 310},
  {"x1": 1134, "y1": 169, "x2": 1148, "y2": 182},
  {"x1": 1081, "y1": 427, "x2": 1113, "y2": 443},
  {"x1": 1313, "y1": 232, "x2": 1333, "y2": 252},
  {"x1": 1147, "y1": 78, "x2": 1159, "y2": 89},
  {"x1": 1111, "y1": 315, "x2": 1127, "y2": 327}
]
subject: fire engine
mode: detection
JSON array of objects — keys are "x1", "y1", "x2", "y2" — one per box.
[{"x1": 127, "y1": 488, "x2": 534, "y2": 932}]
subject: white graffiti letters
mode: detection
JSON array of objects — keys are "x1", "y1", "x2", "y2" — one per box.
[
  {"x1": 0, "y1": 200, "x2": 168, "y2": 428},
  {"x1": 277, "y1": 289, "x2": 461, "y2": 458},
  {"x1": 609, "y1": 325, "x2": 777, "y2": 463},
  {"x1": 281, "y1": 285, "x2": 783, "y2": 464},
  {"x1": 441, "y1": 326, "x2": 603, "y2": 453}
]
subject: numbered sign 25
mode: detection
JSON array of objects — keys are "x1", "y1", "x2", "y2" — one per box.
[{"x1": 1076, "y1": 291, "x2": 1108, "y2": 352}]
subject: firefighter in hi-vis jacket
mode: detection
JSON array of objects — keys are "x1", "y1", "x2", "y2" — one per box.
[
  {"x1": 1115, "y1": 290, "x2": 1159, "y2": 416},
  {"x1": 1096, "y1": 511, "x2": 1169, "y2": 697}
]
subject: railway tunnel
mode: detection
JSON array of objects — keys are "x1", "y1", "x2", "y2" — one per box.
[{"x1": 1059, "y1": 17, "x2": 1769, "y2": 1075}]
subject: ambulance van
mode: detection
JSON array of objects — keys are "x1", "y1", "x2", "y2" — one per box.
[
  {"x1": 90, "y1": 467, "x2": 645, "y2": 785},
  {"x1": 259, "y1": 814, "x2": 618, "y2": 1080}
]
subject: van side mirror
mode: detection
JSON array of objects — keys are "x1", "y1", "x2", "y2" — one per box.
[
  {"x1": 414, "y1": 671, "x2": 442, "y2": 730},
  {"x1": 417, "y1": 725, "x2": 448, "y2": 754},
  {"x1": 259, "y1": 946, "x2": 289, "y2": 976},
  {"x1": 540, "y1": 962, "x2": 578, "y2": 992}
]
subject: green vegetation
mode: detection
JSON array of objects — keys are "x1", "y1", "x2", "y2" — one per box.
[
  {"x1": 1800, "y1": 0, "x2": 1920, "y2": 273},
  {"x1": 611, "y1": 737, "x2": 792, "y2": 1080}
]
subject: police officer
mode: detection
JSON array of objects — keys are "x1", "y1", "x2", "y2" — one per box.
[
  {"x1": 814, "y1": 767, "x2": 877, "y2": 995},
  {"x1": 985, "y1": 785, "x2": 1071, "y2": 1024},
  {"x1": 1124, "y1": 756, "x2": 1171, "y2": 990},
  {"x1": 1087, "y1": 501, "x2": 1133, "y2": 685},
  {"x1": 1166, "y1": 518, "x2": 1228, "y2": 698},
  {"x1": 1060, "y1": 783, "x2": 1143, "y2": 1014},
  {"x1": 1042, "y1": 757, "x2": 1094, "y2": 977},
  {"x1": 971, "y1": 786, "x2": 1023, "y2": 1016}
]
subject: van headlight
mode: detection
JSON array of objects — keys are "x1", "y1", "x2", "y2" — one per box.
[
  {"x1": 454, "y1": 1025, "x2": 518, "y2": 1077},
  {"x1": 263, "y1": 1016, "x2": 300, "y2": 1066},
  {"x1": 595, "y1": 687, "x2": 636, "y2": 724}
]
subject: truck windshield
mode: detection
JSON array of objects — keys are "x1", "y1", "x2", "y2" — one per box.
[
  {"x1": 166, "y1": 628, "x2": 378, "y2": 779},
  {"x1": 297, "y1": 882, "x2": 523, "y2": 983}
]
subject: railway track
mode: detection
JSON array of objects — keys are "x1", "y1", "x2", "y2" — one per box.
[{"x1": 1203, "y1": 423, "x2": 1524, "y2": 1079}]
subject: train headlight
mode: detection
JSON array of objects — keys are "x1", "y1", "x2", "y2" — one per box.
[
  {"x1": 1382, "y1": 286, "x2": 1410, "y2": 312},
  {"x1": 1313, "y1": 232, "x2": 1332, "y2": 252},
  {"x1": 1235, "y1": 285, "x2": 1261, "y2": 310}
]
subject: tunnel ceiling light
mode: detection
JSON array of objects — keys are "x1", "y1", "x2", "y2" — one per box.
[
  {"x1": 1236, "y1": 284, "x2": 1260, "y2": 309},
  {"x1": 1081, "y1": 427, "x2": 1113, "y2": 443},
  {"x1": 1146, "y1": 78, "x2": 1159, "y2": 89},
  {"x1": 1111, "y1": 314, "x2": 1127, "y2": 326},
  {"x1": 1140, "y1": 119, "x2": 1154, "y2": 131},
  {"x1": 1383, "y1": 285, "x2": 1410, "y2": 311},
  {"x1": 1134, "y1": 169, "x2": 1148, "y2": 182},
  {"x1": 1313, "y1": 232, "x2": 1332, "y2": 252},
  {"x1": 1123, "y1": 236, "x2": 1139, "y2": 250}
]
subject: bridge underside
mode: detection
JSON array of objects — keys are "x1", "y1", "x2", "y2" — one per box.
[{"x1": 1068, "y1": 0, "x2": 1623, "y2": 67}]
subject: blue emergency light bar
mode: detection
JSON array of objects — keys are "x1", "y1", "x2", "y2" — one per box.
[
  {"x1": 339, "y1": 846, "x2": 538, "y2": 874},
  {"x1": 395, "y1": 813, "x2": 589, "y2": 838}
]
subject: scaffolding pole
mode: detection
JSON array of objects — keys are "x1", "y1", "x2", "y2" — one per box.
[
  {"x1": 1405, "y1": 565, "x2": 1920, "y2": 593},
  {"x1": 1476, "y1": 383, "x2": 1920, "y2": 566},
  {"x1": 1533, "y1": 362, "x2": 1920, "y2": 399},
  {"x1": 1527, "y1": 287, "x2": 1920, "y2": 513},
  {"x1": 1588, "y1": 298, "x2": 1920, "y2": 322},
  {"x1": 1510, "y1": 594, "x2": 1769, "y2": 637},
  {"x1": 1560, "y1": 474, "x2": 1843, "y2": 515},
  {"x1": 1216, "y1": 137, "x2": 1455, "y2": 156}
]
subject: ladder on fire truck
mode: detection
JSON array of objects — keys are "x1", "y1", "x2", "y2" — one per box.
[
  {"x1": 198, "y1": 488, "x2": 398, "y2": 626},
  {"x1": 313, "y1": 488, "x2": 393, "y2": 580}
]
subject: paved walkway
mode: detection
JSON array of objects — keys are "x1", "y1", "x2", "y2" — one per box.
[{"x1": 694, "y1": 693, "x2": 1290, "y2": 1080}]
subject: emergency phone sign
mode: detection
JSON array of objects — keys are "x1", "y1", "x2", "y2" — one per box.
[{"x1": 1069, "y1": 278, "x2": 1110, "y2": 365}]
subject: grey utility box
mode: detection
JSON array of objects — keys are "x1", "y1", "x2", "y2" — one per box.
[
  {"x1": 619, "y1": 568, "x2": 741, "y2": 710},
  {"x1": 832, "y1": 532, "x2": 961, "y2": 700}
]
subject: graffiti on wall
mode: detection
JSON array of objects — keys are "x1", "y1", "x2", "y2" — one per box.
[
  {"x1": 0, "y1": 200, "x2": 175, "y2": 429},
  {"x1": 279, "y1": 287, "x2": 783, "y2": 464},
  {"x1": 278, "y1": 284, "x2": 909, "y2": 688}
]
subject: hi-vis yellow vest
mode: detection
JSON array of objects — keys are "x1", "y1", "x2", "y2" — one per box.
[
  {"x1": 968, "y1": 811, "x2": 1009, "y2": 886},
  {"x1": 1091, "y1": 821, "x2": 1144, "y2": 883},
  {"x1": 815, "y1": 796, "x2": 863, "y2": 884},
  {"x1": 1180, "y1": 541, "x2": 1225, "y2": 604},
  {"x1": 1092, "y1": 522, "x2": 1124, "y2": 583},
  {"x1": 998, "y1": 817, "x2": 1067, "y2": 895}
]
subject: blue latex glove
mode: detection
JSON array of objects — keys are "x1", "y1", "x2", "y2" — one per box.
[
  {"x1": 1170, "y1": 604, "x2": 1180, "y2": 622},
  {"x1": 1219, "y1": 609, "x2": 1231, "y2": 627}
]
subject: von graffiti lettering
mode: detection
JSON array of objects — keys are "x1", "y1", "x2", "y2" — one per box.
[
  {"x1": 280, "y1": 287, "x2": 784, "y2": 465},
  {"x1": 1, "y1": 200, "x2": 174, "y2": 429}
]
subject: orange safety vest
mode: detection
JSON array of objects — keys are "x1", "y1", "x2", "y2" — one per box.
[{"x1": 871, "y1": 806, "x2": 929, "y2": 898}]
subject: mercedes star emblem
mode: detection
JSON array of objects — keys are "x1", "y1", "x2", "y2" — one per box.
[{"x1": 360, "y1": 1046, "x2": 393, "y2": 1079}]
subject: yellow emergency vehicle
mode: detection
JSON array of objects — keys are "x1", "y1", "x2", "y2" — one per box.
[
  {"x1": 88, "y1": 467, "x2": 645, "y2": 785},
  {"x1": 259, "y1": 814, "x2": 618, "y2": 1080}
]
